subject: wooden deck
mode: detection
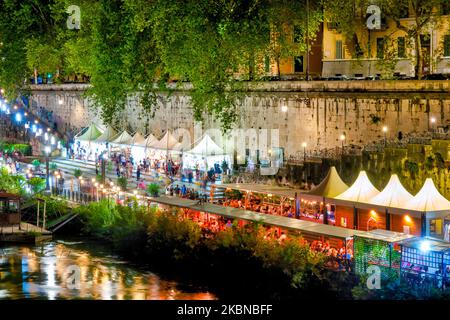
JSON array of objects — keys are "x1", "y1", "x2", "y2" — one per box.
[{"x1": 0, "y1": 222, "x2": 52, "y2": 243}]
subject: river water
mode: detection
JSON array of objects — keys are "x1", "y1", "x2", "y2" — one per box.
[{"x1": 0, "y1": 239, "x2": 216, "y2": 300}]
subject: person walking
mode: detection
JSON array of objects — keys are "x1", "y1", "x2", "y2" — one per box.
[{"x1": 136, "y1": 165, "x2": 141, "y2": 181}]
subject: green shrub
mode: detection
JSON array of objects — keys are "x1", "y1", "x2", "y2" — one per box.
[
  {"x1": 28, "y1": 177, "x2": 46, "y2": 194},
  {"x1": 147, "y1": 183, "x2": 160, "y2": 196},
  {"x1": 73, "y1": 168, "x2": 82, "y2": 178},
  {"x1": 117, "y1": 177, "x2": 127, "y2": 190}
]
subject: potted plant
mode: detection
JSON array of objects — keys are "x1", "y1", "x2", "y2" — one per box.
[{"x1": 147, "y1": 183, "x2": 160, "y2": 197}]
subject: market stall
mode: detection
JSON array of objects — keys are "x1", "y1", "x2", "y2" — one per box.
[
  {"x1": 302, "y1": 166, "x2": 349, "y2": 224},
  {"x1": 74, "y1": 123, "x2": 104, "y2": 161}
]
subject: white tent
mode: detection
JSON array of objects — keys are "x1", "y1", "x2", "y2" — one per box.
[
  {"x1": 405, "y1": 178, "x2": 450, "y2": 212},
  {"x1": 129, "y1": 132, "x2": 146, "y2": 146},
  {"x1": 369, "y1": 174, "x2": 414, "y2": 208},
  {"x1": 95, "y1": 126, "x2": 117, "y2": 143},
  {"x1": 150, "y1": 131, "x2": 179, "y2": 150},
  {"x1": 111, "y1": 131, "x2": 133, "y2": 145},
  {"x1": 305, "y1": 166, "x2": 349, "y2": 199},
  {"x1": 335, "y1": 171, "x2": 380, "y2": 203},
  {"x1": 186, "y1": 134, "x2": 225, "y2": 155},
  {"x1": 75, "y1": 123, "x2": 103, "y2": 142},
  {"x1": 137, "y1": 134, "x2": 158, "y2": 149},
  {"x1": 183, "y1": 134, "x2": 232, "y2": 171},
  {"x1": 126, "y1": 132, "x2": 146, "y2": 162}
]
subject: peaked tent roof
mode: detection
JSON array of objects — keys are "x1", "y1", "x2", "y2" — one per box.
[
  {"x1": 306, "y1": 166, "x2": 348, "y2": 198},
  {"x1": 139, "y1": 134, "x2": 158, "y2": 148},
  {"x1": 369, "y1": 174, "x2": 414, "y2": 208},
  {"x1": 111, "y1": 131, "x2": 133, "y2": 145},
  {"x1": 186, "y1": 134, "x2": 225, "y2": 156},
  {"x1": 335, "y1": 171, "x2": 380, "y2": 203},
  {"x1": 150, "y1": 131, "x2": 179, "y2": 150},
  {"x1": 95, "y1": 126, "x2": 117, "y2": 143},
  {"x1": 129, "y1": 132, "x2": 146, "y2": 146},
  {"x1": 172, "y1": 137, "x2": 192, "y2": 152},
  {"x1": 75, "y1": 124, "x2": 103, "y2": 142},
  {"x1": 405, "y1": 178, "x2": 450, "y2": 212}
]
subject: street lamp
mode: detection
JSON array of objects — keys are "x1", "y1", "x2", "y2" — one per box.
[
  {"x1": 382, "y1": 126, "x2": 388, "y2": 146},
  {"x1": 339, "y1": 133, "x2": 346, "y2": 174},
  {"x1": 45, "y1": 145, "x2": 51, "y2": 191},
  {"x1": 101, "y1": 153, "x2": 108, "y2": 184}
]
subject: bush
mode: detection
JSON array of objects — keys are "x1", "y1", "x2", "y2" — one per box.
[
  {"x1": 28, "y1": 177, "x2": 46, "y2": 194},
  {"x1": 0, "y1": 167, "x2": 26, "y2": 195},
  {"x1": 73, "y1": 168, "x2": 82, "y2": 178},
  {"x1": 117, "y1": 176, "x2": 128, "y2": 190},
  {"x1": 147, "y1": 183, "x2": 160, "y2": 196}
]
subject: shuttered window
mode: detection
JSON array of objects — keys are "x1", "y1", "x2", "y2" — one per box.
[{"x1": 336, "y1": 40, "x2": 343, "y2": 59}]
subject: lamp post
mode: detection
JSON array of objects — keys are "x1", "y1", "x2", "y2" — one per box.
[
  {"x1": 339, "y1": 133, "x2": 346, "y2": 174},
  {"x1": 302, "y1": 142, "x2": 307, "y2": 186},
  {"x1": 382, "y1": 126, "x2": 388, "y2": 147},
  {"x1": 45, "y1": 145, "x2": 51, "y2": 191},
  {"x1": 101, "y1": 153, "x2": 108, "y2": 184}
]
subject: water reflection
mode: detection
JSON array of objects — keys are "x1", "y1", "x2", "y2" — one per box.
[{"x1": 0, "y1": 241, "x2": 216, "y2": 300}]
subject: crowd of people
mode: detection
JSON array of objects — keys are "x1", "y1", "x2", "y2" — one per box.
[{"x1": 176, "y1": 209, "x2": 352, "y2": 270}]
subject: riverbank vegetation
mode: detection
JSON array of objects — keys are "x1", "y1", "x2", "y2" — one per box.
[{"x1": 72, "y1": 199, "x2": 358, "y2": 299}]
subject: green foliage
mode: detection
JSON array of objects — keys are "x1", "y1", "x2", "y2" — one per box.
[
  {"x1": 73, "y1": 168, "x2": 82, "y2": 178},
  {"x1": 117, "y1": 176, "x2": 128, "y2": 190},
  {"x1": 0, "y1": 167, "x2": 26, "y2": 195},
  {"x1": 37, "y1": 195, "x2": 70, "y2": 221},
  {"x1": 352, "y1": 272, "x2": 450, "y2": 300},
  {"x1": 28, "y1": 177, "x2": 46, "y2": 195},
  {"x1": 0, "y1": 142, "x2": 31, "y2": 155},
  {"x1": 31, "y1": 159, "x2": 41, "y2": 169},
  {"x1": 49, "y1": 163, "x2": 58, "y2": 171},
  {"x1": 147, "y1": 183, "x2": 160, "y2": 196}
]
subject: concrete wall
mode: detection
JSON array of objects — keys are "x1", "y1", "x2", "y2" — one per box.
[{"x1": 27, "y1": 81, "x2": 450, "y2": 159}]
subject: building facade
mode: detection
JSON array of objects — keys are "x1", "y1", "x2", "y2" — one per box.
[{"x1": 322, "y1": 4, "x2": 450, "y2": 78}]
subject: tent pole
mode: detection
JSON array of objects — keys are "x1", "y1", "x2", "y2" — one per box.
[
  {"x1": 322, "y1": 196, "x2": 328, "y2": 225},
  {"x1": 421, "y1": 212, "x2": 427, "y2": 237},
  {"x1": 353, "y1": 206, "x2": 358, "y2": 230},
  {"x1": 385, "y1": 208, "x2": 391, "y2": 230}
]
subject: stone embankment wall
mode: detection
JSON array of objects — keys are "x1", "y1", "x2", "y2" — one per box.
[{"x1": 28, "y1": 81, "x2": 450, "y2": 160}]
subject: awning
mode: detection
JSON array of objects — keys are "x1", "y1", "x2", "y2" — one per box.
[{"x1": 149, "y1": 196, "x2": 366, "y2": 239}]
